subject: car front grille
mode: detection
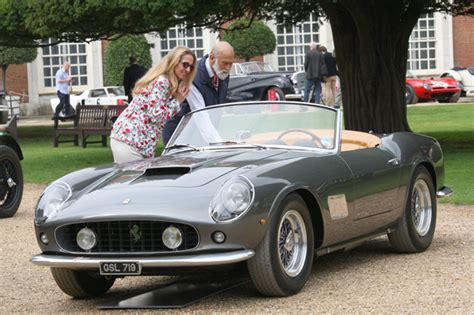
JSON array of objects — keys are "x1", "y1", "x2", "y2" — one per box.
[{"x1": 56, "y1": 221, "x2": 199, "y2": 253}]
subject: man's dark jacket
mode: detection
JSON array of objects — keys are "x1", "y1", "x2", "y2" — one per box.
[
  {"x1": 123, "y1": 63, "x2": 146, "y2": 102},
  {"x1": 323, "y1": 52, "x2": 338, "y2": 77},
  {"x1": 162, "y1": 55, "x2": 229, "y2": 145},
  {"x1": 304, "y1": 49, "x2": 327, "y2": 80}
]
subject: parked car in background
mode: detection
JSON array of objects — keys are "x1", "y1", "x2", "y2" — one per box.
[
  {"x1": 440, "y1": 67, "x2": 474, "y2": 98},
  {"x1": 226, "y1": 62, "x2": 297, "y2": 102},
  {"x1": 0, "y1": 115, "x2": 23, "y2": 218},
  {"x1": 405, "y1": 71, "x2": 461, "y2": 104},
  {"x1": 32, "y1": 102, "x2": 451, "y2": 298},
  {"x1": 50, "y1": 86, "x2": 128, "y2": 116}
]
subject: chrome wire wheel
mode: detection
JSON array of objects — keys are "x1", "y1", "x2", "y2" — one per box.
[
  {"x1": 411, "y1": 179, "x2": 432, "y2": 236},
  {"x1": 277, "y1": 209, "x2": 307, "y2": 277}
]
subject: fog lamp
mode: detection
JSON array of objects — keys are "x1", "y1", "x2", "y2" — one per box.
[
  {"x1": 162, "y1": 226, "x2": 183, "y2": 249},
  {"x1": 76, "y1": 227, "x2": 97, "y2": 251},
  {"x1": 40, "y1": 233, "x2": 49, "y2": 245},
  {"x1": 212, "y1": 231, "x2": 226, "y2": 243}
]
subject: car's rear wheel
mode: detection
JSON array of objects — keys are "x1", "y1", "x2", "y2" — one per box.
[
  {"x1": 248, "y1": 193, "x2": 314, "y2": 296},
  {"x1": 405, "y1": 84, "x2": 418, "y2": 105},
  {"x1": 388, "y1": 166, "x2": 436, "y2": 253},
  {"x1": 51, "y1": 267, "x2": 115, "y2": 298},
  {"x1": 0, "y1": 146, "x2": 23, "y2": 218}
]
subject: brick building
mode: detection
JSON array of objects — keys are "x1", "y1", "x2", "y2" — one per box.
[{"x1": 4, "y1": 13, "x2": 473, "y2": 116}]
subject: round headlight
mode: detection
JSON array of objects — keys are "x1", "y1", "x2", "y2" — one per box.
[
  {"x1": 76, "y1": 227, "x2": 97, "y2": 251},
  {"x1": 223, "y1": 181, "x2": 252, "y2": 213},
  {"x1": 422, "y1": 82, "x2": 431, "y2": 90},
  {"x1": 162, "y1": 226, "x2": 183, "y2": 249},
  {"x1": 36, "y1": 181, "x2": 72, "y2": 220},
  {"x1": 210, "y1": 176, "x2": 254, "y2": 222}
]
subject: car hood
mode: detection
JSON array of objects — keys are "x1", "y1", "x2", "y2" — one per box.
[{"x1": 92, "y1": 149, "x2": 286, "y2": 190}]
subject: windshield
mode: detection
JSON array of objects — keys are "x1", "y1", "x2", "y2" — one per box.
[
  {"x1": 166, "y1": 103, "x2": 338, "y2": 153},
  {"x1": 242, "y1": 62, "x2": 274, "y2": 73},
  {"x1": 107, "y1": 86, "x2": 125, "y2": 96}
]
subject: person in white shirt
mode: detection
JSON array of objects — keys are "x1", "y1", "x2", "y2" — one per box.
[{"x1": 54, "y1": 61, "x2": 74, "y2": 118}]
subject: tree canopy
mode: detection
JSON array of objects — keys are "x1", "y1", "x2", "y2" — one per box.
[
  {"x1": 0, "y1": 0, "x2": 472, "y2": 132},
  {"x1": 103, "y1": 35, "x2": 152, "y2": 86},
  {"x1": 223, "y1": 18, "x2": 276, "y2": 61}
]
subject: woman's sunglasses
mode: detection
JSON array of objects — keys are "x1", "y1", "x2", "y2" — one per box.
[{"x1": 180, "y1": 61, "x2": 194, "y2": 71}]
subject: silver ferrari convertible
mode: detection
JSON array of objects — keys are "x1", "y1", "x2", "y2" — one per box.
[{"x1": 32, "y1": 102, "x2": 452, "y2": 298}]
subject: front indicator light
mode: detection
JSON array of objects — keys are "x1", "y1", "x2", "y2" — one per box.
[
  {"x1": 162, "y1": 226, "x2": 183, "y2": 249},
  {"x1": 76, "y1": 227, "x2": 97, "y2": 251}
]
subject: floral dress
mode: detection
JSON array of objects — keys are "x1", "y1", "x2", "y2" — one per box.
[{"x1": 110, "y1": 75, "x2": 180, "y2": 158}]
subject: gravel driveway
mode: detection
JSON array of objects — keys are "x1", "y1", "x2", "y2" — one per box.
[{"x1": 0, "y1": 184, "x2": 472, "y2": 313}]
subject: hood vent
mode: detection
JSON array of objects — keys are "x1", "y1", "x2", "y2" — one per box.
[{"x1": 144, "y1": 167, "x2": 191, "y2": 179}]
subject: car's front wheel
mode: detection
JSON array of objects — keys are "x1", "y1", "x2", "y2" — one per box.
[
  {"x1": 0, "y1": 146, "x2": 23, "y2": 218},
  {"x1": 248, "y1": 193, "x2": 314, "y2": 296},
  {"x1": 388, "y1": 166, "x2": 436, "y2": 253},
  {"x1": 51, "y1": 267, "x2": 115, "y2": 298},
  {"x1": 405, "y1": 84, "x2": 418, "y2": 105}
]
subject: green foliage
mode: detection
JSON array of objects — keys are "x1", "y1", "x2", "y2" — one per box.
[
  {"x1": 0, "y1": 0, "x2": 471, "y2": 47},
  {"x1": 0, "y1": 45, "x2": 37, "y2": 91},
  {"x1": 103, "y1": 35, "x2": 152, "y2": 86},
  {"x1": 223, "y1": 18, "x2": 276, "y2": 61},
  {"x1": 0, "y1": 46, "x2": 37, "y2": 66}
]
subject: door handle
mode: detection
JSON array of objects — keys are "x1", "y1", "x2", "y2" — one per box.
[{"x1": 387, "y1": 158, "x2": 400, "y2": 166}]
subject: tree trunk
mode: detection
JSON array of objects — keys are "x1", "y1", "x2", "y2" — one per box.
[{"x1": 320, "y1": 0, "x2": 426, "y2": 133}]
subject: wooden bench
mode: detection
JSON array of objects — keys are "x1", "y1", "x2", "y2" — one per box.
[{"x1": 53, "y1": 105, "x2": 126, "y2": 147}]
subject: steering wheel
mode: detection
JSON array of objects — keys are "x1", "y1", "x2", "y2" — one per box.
[{"x1": 277, "y1": 128, "x2": 324, "y2": 148}]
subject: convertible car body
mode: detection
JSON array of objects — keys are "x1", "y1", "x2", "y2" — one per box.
[
  {"x1": 32, "y1": 102, "x2": 452, "y2": 298},
  {"x1": 406, "y1": 71, "x2": 461, "y2": 104},
  {"x1": 227, "y1": 62, "x2": 297, "y2": 102}
]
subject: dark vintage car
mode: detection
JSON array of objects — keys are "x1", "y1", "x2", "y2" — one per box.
[
  {"x1": 32, "y1": 102, "x2": 451, "y2": 298},
  {"x1": 406, "y1": 71, "x2": 461, "y2": 104},
  {"x1": 226, "y1": 62, "x2": 298, "y2": 102},
  {"x1": 0, "y1": 114, "x2": 24, "y2": 218}
]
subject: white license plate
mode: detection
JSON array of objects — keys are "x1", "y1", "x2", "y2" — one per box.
[{"x1": 99, "y1": 261, "x2": 141, "y2": 275}]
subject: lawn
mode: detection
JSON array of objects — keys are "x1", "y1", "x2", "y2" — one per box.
[{"x1": 17, "y1": 103, "x2": 473, "y2": 204}]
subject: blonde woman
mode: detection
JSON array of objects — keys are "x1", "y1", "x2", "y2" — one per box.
[{"x1": 110, "y1": 46, "x2": 197, "y2": 163}]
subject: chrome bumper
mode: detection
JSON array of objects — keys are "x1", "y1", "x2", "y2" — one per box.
[
  {"x1": 437, "y1": 186, "x2": 453, "y2": 198},
  {"x1": 31, "y1": 250, "x2": 255, "y2": 270}
]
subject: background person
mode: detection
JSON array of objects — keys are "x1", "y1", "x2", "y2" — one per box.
[
  {"x1": 123, "y1": 56, "x2": 147, "y2": 103},
  {"x1": 162, "y1": 41, "x2": 235, "y2": 146},
  {"x1": 54, "y1": 61, "x2": 74, "y2": 118},
  {"x1": 110, "y1": 46, "x2": 196, "y2": 163},
  {"x1": 303, "y1": 42, "x2": 327, "y2": 104},
  {"x1": 320, "y1": 46, "x2": 338, "y2": 107}
]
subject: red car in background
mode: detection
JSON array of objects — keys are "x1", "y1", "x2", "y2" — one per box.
[{"x1": 405, "y1": 71, "x2": 461, "y2": 104}]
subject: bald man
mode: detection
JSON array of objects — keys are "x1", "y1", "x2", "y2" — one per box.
[{"x1": 162, "y1": 41, "x2": 235, "y2": 145}]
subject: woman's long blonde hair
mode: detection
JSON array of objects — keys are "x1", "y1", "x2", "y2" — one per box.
[{"x1": 133, "y1": 46, "x2": 197, "y2": 97}]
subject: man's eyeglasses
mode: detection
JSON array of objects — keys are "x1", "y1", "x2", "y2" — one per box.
[{"x1": 180, "y1": 62, "x2": 194, "y2": 71}]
